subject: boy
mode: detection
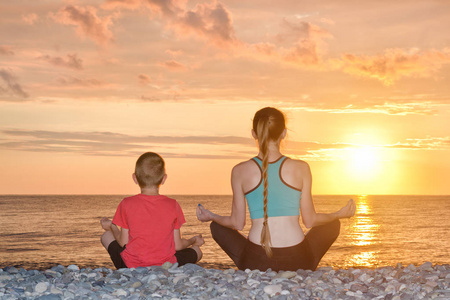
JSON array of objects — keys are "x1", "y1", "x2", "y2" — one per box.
[{"x1": 100, "y1": 152, "x2": 204, "y2": 269}]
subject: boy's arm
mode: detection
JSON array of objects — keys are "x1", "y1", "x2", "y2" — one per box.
[
  {"x1": 111, "y1": 224, "x2": 129, "y2": 247},
  {"x1": 101, "y1": 217, "x2": 129, "y2": 247},
  {"x1": 173, "y1": 229, "x2": 204, "y2": 251}
]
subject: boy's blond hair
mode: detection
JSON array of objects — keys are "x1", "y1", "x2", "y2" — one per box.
[{"x1": 135, "y1": 152, "x2": 165, "y2": 188}]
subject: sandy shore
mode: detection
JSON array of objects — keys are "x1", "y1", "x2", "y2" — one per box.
[{"x1": 1, "y1": 262, "x2": 449, "y2": 299}]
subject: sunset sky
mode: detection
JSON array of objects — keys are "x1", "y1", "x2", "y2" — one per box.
[{"x1": 1, "y1": 0, "x2": 449, "y2": 195}]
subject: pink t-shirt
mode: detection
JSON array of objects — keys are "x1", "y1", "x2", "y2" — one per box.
[{"x1": 112, "y1": 194, "x2": 185, "y2": 268}]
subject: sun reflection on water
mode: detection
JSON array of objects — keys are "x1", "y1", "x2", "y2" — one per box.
[{"x1": 345, "y1": 195, "x2": 381, "y2": 268}]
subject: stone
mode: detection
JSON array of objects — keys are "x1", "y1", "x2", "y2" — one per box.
[
  {"x1": 6, "y1": 267, "x2": 19, "y2": 274},
  {"x1": 351, "y1": 283, "x2": 368, "y2": 293},
  {"x1": 332, "y1": 278, "x2": 342, "y2": 284},
  {"x1": 277, "y1": 271, "x2": 297, "y2": 279},
  {"x1": 223, "y1": 269, "x2": 235, "y2": 275},
  {"x1": 34, "y1": 282, "x2": 48, "y2": 293},
  {"x1": 114, "y1": 288, "x2": 128, "y2": 297},
  {"x1": 419, "y1": 262, "x2": 433, "y2": 271},
  {"x1": 67, "y1": 265, "x2": 79, "y2": 271},
  {"x1": 35, "y1": 295, "x2": 62, "y2": 300},
  {"x1": 264, "y1": 284, "x2": 282, "y2": 296}
]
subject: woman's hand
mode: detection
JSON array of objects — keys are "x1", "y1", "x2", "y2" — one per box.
[
  {"x1": 196, "y1": 204, "x2": 215, "y2": 222},
  {"x1": 336, "y1": 199, "x2": 356, "y2": 219}
]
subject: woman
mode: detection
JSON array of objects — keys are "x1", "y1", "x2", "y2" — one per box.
[{"x1": 197, "y1": 107, "x2": 356, "y2": 271}]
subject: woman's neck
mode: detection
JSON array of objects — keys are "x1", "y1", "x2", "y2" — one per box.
[{"x1": 258, "y1": 142, "x2": 282, "y2": 161}]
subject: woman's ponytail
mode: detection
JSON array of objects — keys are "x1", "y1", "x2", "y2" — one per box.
[
  {"x1": 256, "y1": 118, "x2": 273, "y2": 257},
  {"x1": 253, "y1": 107, "x2": 286, "y2": 258}
]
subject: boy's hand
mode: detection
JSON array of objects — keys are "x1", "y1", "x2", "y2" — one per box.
[
  {"x1": 196, "y1": 204, "x2": 214, "y2": 222},
  {"x1": 192, "y1": 235, "x2": 205, "y2": 247},
  {"x1": 100, "y1": 217, "x2": 112, "y2": 231}
]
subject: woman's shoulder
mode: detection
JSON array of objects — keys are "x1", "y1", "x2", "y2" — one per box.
[
  {"x1": 233, "y1": 158, "x2": 257, "y2": 169},
  {"x1": 285, "y1": 156, "x2": 309, "y2": 167},
  {"x1": 232, "y1": 158, "x2": 260, "y2": 175}
]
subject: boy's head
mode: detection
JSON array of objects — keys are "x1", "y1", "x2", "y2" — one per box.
[{"x1": 134, "y1": 152, "x2": 166, "y2": 188}]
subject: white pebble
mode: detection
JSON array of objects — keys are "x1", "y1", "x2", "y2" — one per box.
[
  {"x1": 247, "y1": 278, "x2": 260, "y2": 287},
  {"x1": 279, "y1": 271, "x2": 297, "y2": 279},
  {"x1": 264, "y1": 284, "x2": 282, "y2": 296},
  {"x1": 173, "y1": 274, "x2": 188, "y2": 284},
  {"x1": 114, "y1": 288, "x2": 128, "y2": 296},
  {"x1": 333, "y1": 278, "x2": 342, "y2": 284},
  {"x1": 161, "y1": 262, "x2": 172, "y2": 270},
  {"x1": 67, "y1": 265, "x2": 79, "y2": 271},
  {"x1": 50, "y1": 286, "x2": 63, "y2": 294},
  {"x1": 34, "y1": 282, "x2": 48, "y2": 293}
]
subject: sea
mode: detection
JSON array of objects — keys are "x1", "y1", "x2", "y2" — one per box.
[{"x1": 0, "y1": 195, "x2": 449, "y2": 270}]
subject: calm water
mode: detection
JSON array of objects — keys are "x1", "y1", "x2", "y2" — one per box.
[{"x1": 0, "y1": 195, "x2": 449, "y2": 270}]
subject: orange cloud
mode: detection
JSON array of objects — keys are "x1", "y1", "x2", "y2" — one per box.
[
  {"x1": 158, "y1": 60, "x2": 187, "y2": 71},
  {"x1": 337, "y1": 48, "x2": 450, "y2": 85},
  {"x1": 0, "y1": 46, "x2": 14, "y2": 56},
  {"x1": 0, "y1": 69, "x2": 29, "y2": 100},
  {"x1": 244, "y1": 20, "x2": 332, "y2": 68},
  {"x1": 104, "y1": 0, "x2": 237, "y2": 47},
  {"x1": 138, "y1": 74, "x2": 152, "y2": 84},
  {"x1": 281, "y1": 21, "x2": 332, "y2": 66},
  {"x1": 175, "y1": 1, "x2": 237, "y2": 46},
  {"x1": 56, "y1": 76, "x2": 106, "y2": 87},
  {"x1": 22, "y1": 13, "x2": 38, "y2": 25},
  {"x1": 52, "y1": 5, "x2": 114, "y2": 45},
  {"x1": 388, "y1": 137, "x2": 450, "y2": 150},
  {"x1": 39, "y1": 54, "x2": 83, "y2": 70},
  {"x1": 104, "y1": 0, "x2": 182, "y2": 17}
]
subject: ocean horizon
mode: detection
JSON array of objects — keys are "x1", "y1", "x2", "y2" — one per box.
[{"x1": 1, "y1": 194, "x2": 449, "y2": 270}]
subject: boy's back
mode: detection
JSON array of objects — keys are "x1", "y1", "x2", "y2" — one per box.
[
  {"x1": 113, "y1": 194, "x2": 185, "y2": 268},
  {"x1": 100, "y1": 152, "x2": 203, "y2": 269}
]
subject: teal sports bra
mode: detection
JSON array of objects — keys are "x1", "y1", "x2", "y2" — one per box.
[{"x1": 245, "y1": 156, "x2": 302, "y2": 219}]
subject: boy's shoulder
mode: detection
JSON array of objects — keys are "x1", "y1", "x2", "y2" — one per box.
[{"x1": 122, "y1": 194, "x2": 178, "y2": 204}]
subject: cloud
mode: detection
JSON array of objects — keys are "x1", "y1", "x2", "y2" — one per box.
[
  {"x1": 166, "y1": 49, "x2": 183, "y2": 57},
  {"x1": 175, "y1": 1, "x2": 237, "y2": 46},
  {"x1": 56, "y1": 76, "x2": 106, "y2": 87},
  {"x1": 158, "y1": 60, "x2": 187, "y2": 71},
  {"x1": 2, "y1": 129, "x2": 446, "y2": 160},
  {"x1": 0, "y1": 69, "x2": 29, "y2": 100},
  {"x1": 138, "y1": 74, "x2": 151, "y2": 85},
  {"x1": 336, "y1": 48, "x2": 450, "y2": 85},
  {"x1": 282, "y1": 21, "x2": 331, "y2": 66},
  {"x1": 0, "y1": 130, "x2": 253, "y2": 158},
  {"x1": 103, "y1": 0, "x2": 142, "y2": 10},
  {"x1": 104, "y1": 0, "x2": 237, "y2": 47},
  {"x1": 388, "y1": 137, "x2": 450, "y2": 150},
  {"x1": 244, "y1": 20, "x2": 333, "y2": 68},
  {"x1": 287, "y1": 100, "x2": 446, "y2": 116},
  {"x1": 22, "y1": 13, "x2": 38, "y2": 25},
  {"x1": 104, "y1": 0, "x2": 181, "y2": 17},
  {"x1": 0, "y1": 46, "x2": 14, "y2": 56},
  {"x1": 52, "y1": 5, "x2": 114, "y2": 45},
  {"x1": 39, "y1": 54, "x2": 83, "y2": 70}
]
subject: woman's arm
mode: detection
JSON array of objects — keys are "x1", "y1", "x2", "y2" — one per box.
[
  {"x1": 173, "y1": 229, "x2": 204, "y2": 251},
  {"x1": 300, "y1": 162, "x2": 355, "y2": 228},
  {"x1": 197, "y1": 165, "x2": 247, "y2": 230}
]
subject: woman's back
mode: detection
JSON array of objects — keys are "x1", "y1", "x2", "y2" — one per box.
[
  {"x1": 197, "y1": 107, "x2": 355, "y2": 271},
  {"x1": 236, "y1": 156, "x2": 309, "y2": 247}
]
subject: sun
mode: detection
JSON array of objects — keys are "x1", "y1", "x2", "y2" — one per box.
[{"x1": 348, "y1": 147, "x2": 380, "y2": 178}]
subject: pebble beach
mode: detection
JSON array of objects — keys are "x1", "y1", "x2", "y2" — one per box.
[{"x1": 1, "y1": 262, "x2": 449, "y2": 299}]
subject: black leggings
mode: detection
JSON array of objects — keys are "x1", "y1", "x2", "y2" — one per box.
[{"x1": 210, "y1": 219, "x2": 340, "y2": 272}]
